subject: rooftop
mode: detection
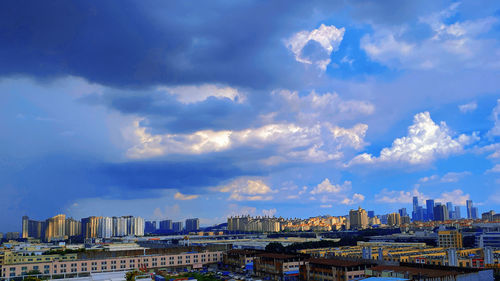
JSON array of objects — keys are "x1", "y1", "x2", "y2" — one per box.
[
  {"x1": 308, "y1": 258, "x2": 373, "y2": 267},
  {"x1": 370, "y1": 265, "x2": 459, "y2": 278}
]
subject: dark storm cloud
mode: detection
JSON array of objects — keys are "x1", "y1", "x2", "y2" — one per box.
[
  {"x1": 0, "y1": 153, "x2": 265, "y2": 222},
  {"x1": 81, "y1": 88, "x2": 264, "y2": 134},
  {"x1": 0, "y1": 0, "x2": 344, "y2": 89}
]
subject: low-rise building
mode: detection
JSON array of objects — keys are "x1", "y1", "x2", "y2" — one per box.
[
  {"x1": 223, "y1": 249, "x2": 261, "y2": 272},
  {"x1": 253, "y1": 253, "x2": 308, "y2": 281},
  {"x1": 438, "y1": 230, "x2": 463, "y2": 248},
  {"x1": 299, "y1": 258, "x2": 376, "y2": 281},
  {"x1": 1, "y1": 246, "x2": 226, "y2": 278},
  {"x1": 365, "y1": 263, "x2": 494, "y2": 281}
]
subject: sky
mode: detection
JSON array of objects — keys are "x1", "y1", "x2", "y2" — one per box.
[{"x1": 1, "y1": 0, "x2": 500, "y2": 232}]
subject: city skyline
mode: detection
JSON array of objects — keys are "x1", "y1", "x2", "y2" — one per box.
[
  {"x1": 12, "y1": 197, "x2": 488, "y2": 234},
  {"x1": 2, "y1": 1, "x2": 500, "y2": 233}
]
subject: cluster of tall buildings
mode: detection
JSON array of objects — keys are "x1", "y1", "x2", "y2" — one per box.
[
  {"x1": 22, "y1": 215, "x2": 144, "y2": 241},
  {"x1": 144, "y1": 218, "x2": 200, "y2": 234},
  {"x1": 227, "y1": 216, "x2": 282, "y2": 232},
  {"x1": 411, "y1": 197, "x2": 478, "y2": 222}
]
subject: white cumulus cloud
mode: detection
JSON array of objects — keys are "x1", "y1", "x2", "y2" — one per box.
[
  {"x1": 218, "y1": 178, "x2": 275, "y2": 201},
  {"x1": 310, "y1": 178, "x2": 351, "y2": 195},
  {"x1": 436, "y1": 189, "x2": 470, "y2": 206},
  {"x1": 285, "y1": 24, "x2": 345, "y2": 71},
  {"x1": 341, "y1": 193, "x2": 365, "y2": 205},
  {"x1": 125, "y1": 116, "x2": 368, "y2": 165},
  {"x1": 308, "y1": 178, "x2": 364, "y2": 205},
  {"x1": 349, "y1": 112, "x2": 478, "y2": 166}
]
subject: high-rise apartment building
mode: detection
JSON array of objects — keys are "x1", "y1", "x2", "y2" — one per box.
[
  {"x1": 387, "y1": 213, "x2": 401, "y2": 227},
  {"x1": 401, "y1": 216, "x2": 411, "y2": 224},
  {"x1": 125, "y1": 216, "x2": 144, "y2": 236},
  {"x1": 112, "y1": 216, "x2": 127, "y2": 237},
  {"x1": 172, "y1": 221, "x2": 183, "y2": 232},
  {"x1": 98, "y1": 217, "x2": 113, "y2": 238},
  {"x1": 349, "y1": 207, "x2": 368, "y2": 229},
  {"x1": 65, "y1": 218, "x2": 81, "y2": 237},
  {"x1": 22, "y1": 216, "x2": 44, "y2": 239},
  {"x1": 185, "y1": 218, "x2": 200, "y2": 232},
  {"x1": 44, "y1": 214, "x2": 66, "y2": 241},
  {"x1": 159, "y1": 220, "x2": 172, "y2": 232},
  {"x1": 82, "y1": 216, "x2": 100, "y2": 239},
  {"x1": 482, "y1": 210, "x2": 496, "y2": 222},
  {"x1": 145, "y1": 221, "x2": 157, "y2": 234},
  {"x1": 426, "y1": 199, "x2": 435, "y2": 221}
]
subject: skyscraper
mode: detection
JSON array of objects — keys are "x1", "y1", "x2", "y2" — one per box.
[
  {"x1": 454, "y1": 206, "x2": 461, "y2": 219},
  {"x1": 368, "y1": 211, "x2": 375, "y2": 218},
  {"x1": 412, "y1": 196, "x2": 419, "y2": 221},
  {"x1": 398, "y1": 208, "x2": 408, "y2": 218},
  {"x1": 426, "y1": 199, "x2": 435, "y2": 221},
  {"x1": 185, "y1": 218, "x2": 200, "y2": 232},
  {"x1": 433, "y1": 204, "x2": 449, "y2": 221},
  {"x1": 446, "y1": 202, "x2": 453, "y2": 219},
  {"x1": 471, "y1": 207, "x2": 479, "y2": 219},
  {"x1": 466, "y1": 200, "x2": 473, "y2": 219}
]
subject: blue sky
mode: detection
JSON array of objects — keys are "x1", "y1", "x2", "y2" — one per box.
[{"x1": 1, "y1": 0, "x2": 500, "y2": 231}]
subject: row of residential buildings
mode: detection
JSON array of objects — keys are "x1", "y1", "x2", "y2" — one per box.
[
  {"x1": 21, "y1": 215, "x2": 202, "y2": 242},
  {"x1": 22, "y1": 215, "x2": 145, "y2": 241},
  {"x1": 144, "y1": 218, "x2": 200, "y2": 234}
]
